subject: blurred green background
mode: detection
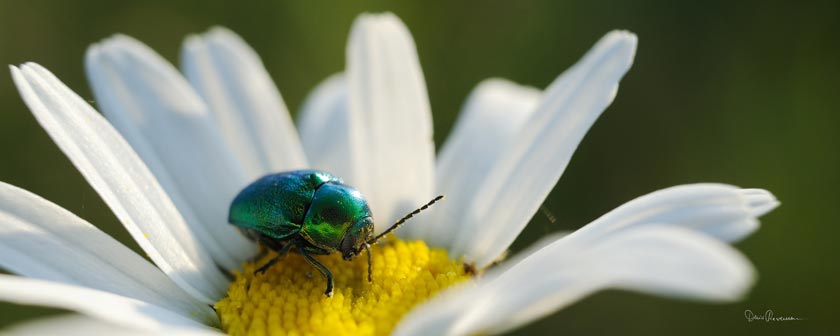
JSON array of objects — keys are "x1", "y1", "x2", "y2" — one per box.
[{"x1": 0, "y1": 0, "x2": 837, "y2": 334}]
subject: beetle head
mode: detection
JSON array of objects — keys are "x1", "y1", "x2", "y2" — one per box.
[{"x1": 339, "y1": 216, "x2": 374, "y2": 260}]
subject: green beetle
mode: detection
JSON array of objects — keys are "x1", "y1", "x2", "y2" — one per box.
[{"x1": 229, "y1": 170, "x2": 442, "y2": 297}]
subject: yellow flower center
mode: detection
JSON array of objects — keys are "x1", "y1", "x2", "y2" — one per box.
[{"x1": 215, "y1": 239, "x2": 471, "y2": 335}]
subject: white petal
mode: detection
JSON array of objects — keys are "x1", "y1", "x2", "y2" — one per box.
[
  {"x1": 10, "y1": 64, "x2": 228, "y2": 302},
  {"x1": 452, "y1": 31, "x2": 638, "y2": 267},
  {"x1": 396, "y1": 226, "x2": 754, "y2": 336},
  {"x1": 423, "y1": 78, "x2": 540, "y2": 245},
  {"x1": 0, "y1": 275, "x2": 212, "y2": 332},
  {"x1": 0, "y1": 181, "x2": 217, "y2": 324},
  {"x1": 346, "y1": 13, "x2": 435, "y2": 231},
  {"x1": 4, "y1": 315, "x2": 222, "y2": 336},
  {"x1": 181, "y1": 27, "x2": 307, "y2": 177},
  {"x1": 297, "y1": 74, "x2": 355, "y2": 178},
  {"x1": 564, "y1": 184, "x2": 780, "y2": 246},
  {"x1": 85, "y1": 35, "x2": 256, "y2": 271}
]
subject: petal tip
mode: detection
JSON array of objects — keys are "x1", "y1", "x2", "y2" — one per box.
[
  {"x1": 20, "y1": 62, "x2": 40, "y2": 71},
  {"x1": 98, "y1": 34, "x2": 152, "y2": 58},
  {"x1": 182, "y1": 33, "x2": 202, "y2": 45},
  {"x1": 201, "y1": 25, "x2": 243, "y2": 48},
  {"x1": 739, "y1": 188, "x2": 780, "y2": 217},
  {"x1": 9, "y1": 64, "x2": 26, "y2": 88},
  {"x1": 600, "y1": 30, "x2": 638, "y2": 65},
  {"x1": 605, "y1": 30, "x2": 638, "y2": 47},
  {"x1": 207, "y1": 25, "x2": 230, "y2": 33},
  {"x1": 353, "y1": 11, "x2": 408, "y2": 34},
  {"x1": 84, "y1": 43, "x2": 105, "y2": 69},
  {"x1": 721, "y1": 260, "x2": 757, "y2": 302}
]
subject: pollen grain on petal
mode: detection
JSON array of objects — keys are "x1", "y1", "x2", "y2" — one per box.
[{"x1": 215, "y1": 239, "x2": 471, "y2": 336}]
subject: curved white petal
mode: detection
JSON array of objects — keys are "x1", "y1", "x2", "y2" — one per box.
[
  {"x1": 452, "y1": 31, "x2": 638, "y2": 267},
  {"x1": 10, "y1": 63, "x2": 228, "y2": 302},
  {"x1": 297, "y1": 74, "x2": 355, "y2": 178},
  {"x1": 423, "y1": 78, "x2": 540, "y2": 245},
  {"x1": 0, "y1": 182, "x2": 217, "y2": 324},
  {"x1": 85, "y1": 35, "x2": 256, "y2": 271},
  {"x1": 346, "y1": 13, "x2": 435, "y2": 232},
  {"x1": 182, "y1": 27, "x2": 307, "y2": 177},
  {"x1": 0, "y1": 275, "x2": 212, "y2": 332},
  {"x1": 396, "y1": 226, "x2": 754, "y2": 336},
  {"x1": 4, "y1": 315, "x2": 222, "y2": 336},
  {"x1": 563, "y1": 184, "x2": 780, "y2": 246}
]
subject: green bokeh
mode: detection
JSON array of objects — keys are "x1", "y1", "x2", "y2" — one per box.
[{"x1": 0, "y1": 0, "x2": 837, "y2": 334}]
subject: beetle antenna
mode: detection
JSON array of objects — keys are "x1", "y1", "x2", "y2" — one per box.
[{"x1": 367, "y1": 195, "x2": 445, "y2": 245}]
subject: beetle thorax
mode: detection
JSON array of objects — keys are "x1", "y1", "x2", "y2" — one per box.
[{"x1": 300, "y1": 180, "x2": 374, "y2": 252}]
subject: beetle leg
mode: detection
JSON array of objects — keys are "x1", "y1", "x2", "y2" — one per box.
[
  {"x1": 254, "y1": 242, "x2": 294, "y2": 275},
  {"x1": 254, "y1": 257, "x2": 279, "y2": 275},
  {"x1": 299, "y1": 248, "x2": 334, "y2": 297},
  {"x1": 364, "y1": 243, "x2": 372, "y2": 282}
]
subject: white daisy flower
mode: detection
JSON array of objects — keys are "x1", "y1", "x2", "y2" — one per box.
[{"x1": 1, "y1": 12, "x2": 778, "y2": 336}]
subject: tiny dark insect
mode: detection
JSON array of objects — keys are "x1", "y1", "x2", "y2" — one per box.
[{"x1": 229, "y1": 170, "x2": 443, "y2": 297}]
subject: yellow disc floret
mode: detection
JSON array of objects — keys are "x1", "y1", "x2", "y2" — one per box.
[{"x1": 216, "y1": 239, "x2": 471, "y2": 336}]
